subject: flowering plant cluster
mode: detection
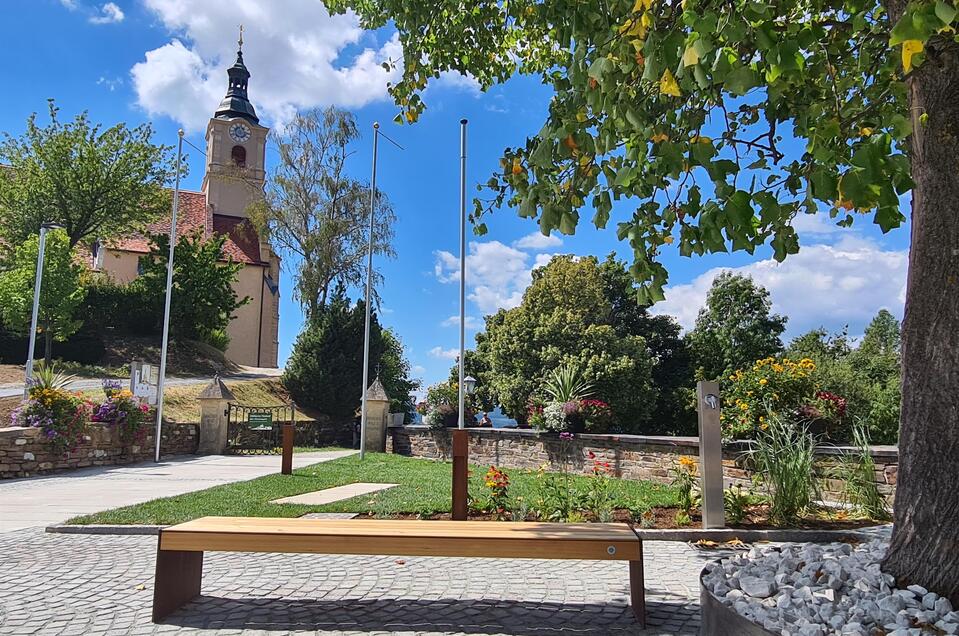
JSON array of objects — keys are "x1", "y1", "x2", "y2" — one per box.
[
  {"x1": 721, "y1": 357, "x2": 821, "y2": 439},
  {"x1": 91, "y1": 380, "x2": 152, "y2": 445},
  {"x1": 484, "y1": 465, "x2": 510, "y2": 519},
  {"x1": 534, "y1": 398, "x2": 614, "y2": 433},
  {"x1": 12, "y1": 381, "x2": 91, "y2": 456},
  {"x1": 670, "y1": 455, "x2": 699, "y2": 514}
]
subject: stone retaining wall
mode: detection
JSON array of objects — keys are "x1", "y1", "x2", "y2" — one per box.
[
  {"x1": 294, "y1": 419, "x2": 355, "y2": 449},
  {"x1": 387, "y1": 426, "x2": 898, "y2": 503},
  {"x1": 0, "y1": 422, "x2": 199, "y2": 479}
]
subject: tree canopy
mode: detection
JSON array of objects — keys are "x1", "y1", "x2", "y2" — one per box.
[
  {"x1": 249, "y1": 107, "x2": 395, "y2": 320},
  {"x1": 0, "y1": 100, "x2": 176, "y2": 249},
  {"x1": 0, "y1": 229, "x2": 85, "y2": 364},
  {"x1": 687, "y1": 271, "x2": 787, "y2": 380}
]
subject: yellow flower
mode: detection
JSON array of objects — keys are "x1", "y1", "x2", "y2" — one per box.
[
  {"x1": 740, "y1": 403, "x2": 749, "y2": 411},
  {"x1": 759, "y1": 378, "x2": 768, "y2": 385},
  {"x1": 678, "y1": 456, "x2": 697, "y2": 468}
]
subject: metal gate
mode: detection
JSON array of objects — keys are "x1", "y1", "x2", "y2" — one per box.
[{"x1": 225, "y1": 404, "x2": 294, "y2": 455}]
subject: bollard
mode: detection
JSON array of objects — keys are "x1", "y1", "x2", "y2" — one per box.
[
  {"x1": 451, "y1": 429, "x2": 469, "y2": 520},
  {"x1": 696, "y1": 380, "x2": 725, "y2": 528},
  {"x1": 281, "y1": 422, "x2": 294, "y2": 475}
]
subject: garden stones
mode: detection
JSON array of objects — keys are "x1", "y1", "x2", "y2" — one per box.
[{"x1": 702, "y1": 540, "x2": 959, "y2": 636}]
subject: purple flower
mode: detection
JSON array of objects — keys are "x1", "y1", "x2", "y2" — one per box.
[{"x1": 559, "y1": 432, "x2": 574, "y2": 440}]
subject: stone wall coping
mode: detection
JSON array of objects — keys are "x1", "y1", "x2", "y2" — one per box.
[
  {"x1": 0, "y1": 426, "x2": 39, "y2": 438},
  {"x1": 398, "y1": 425, "x2": 899, "y2": 459}
]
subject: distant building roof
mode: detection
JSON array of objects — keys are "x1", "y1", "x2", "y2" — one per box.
[{"x1": 106, "y1": 190, "x2": 265, "y2": 265}]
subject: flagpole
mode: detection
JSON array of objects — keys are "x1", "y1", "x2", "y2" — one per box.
[
  {"x1": 154, "y1": 129, "x2": 184, "y2": 462},
  {"x1": 458, "y1": 119, "x2": 467, "y2": 429},
  {"x1": 359, "y1": 122, "x2": 380, "y2": 460}
]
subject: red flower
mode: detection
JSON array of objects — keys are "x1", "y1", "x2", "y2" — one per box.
[{"x1": 588, "y1": 450, "x2": 596, "y2": 459}]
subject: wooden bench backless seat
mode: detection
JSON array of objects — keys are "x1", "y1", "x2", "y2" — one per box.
[{"x1": 153, "y1": 516, "x2": 646, "y2": 626}]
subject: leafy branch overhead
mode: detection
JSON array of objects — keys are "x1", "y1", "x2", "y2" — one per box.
[{"x1": 328, "y1": 0, "x2": 958, "y2": 302}]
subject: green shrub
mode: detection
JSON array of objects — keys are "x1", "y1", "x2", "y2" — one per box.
[
  {"x1": 201, "y1": 328, "x2": 231, "y2": 352},
  {"x1": 723, "y1": 485, "x2": 752, "y2": 524},
  {"x1": 722, "y1": 357, "x2": 818, "y2": 439}
]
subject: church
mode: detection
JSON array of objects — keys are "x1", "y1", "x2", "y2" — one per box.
[{"x1": 94, "y1": 42, "x2": 280, "y2": 368}]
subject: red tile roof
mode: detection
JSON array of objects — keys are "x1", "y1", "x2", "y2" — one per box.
[{"x1": 108, "y1": 190, "x2": 265, "y2": 265}]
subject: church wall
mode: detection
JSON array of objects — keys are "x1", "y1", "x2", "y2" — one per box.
[
  {"x1": 225, "y1": 263, "x2": 271, "y2": 367},
  {"x1": 101, "y1": 249, "x2": 140, "y2": 284}
]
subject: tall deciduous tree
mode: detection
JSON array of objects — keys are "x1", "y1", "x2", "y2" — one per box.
[
  {"x1": 248, "y1": 107, "x2": 395, "y2": 320},
  {"x1": 329, "y1": 0, "x2": 959, "y2": 599},
  {"x1": 0, "y1": 230, "x2": 85, "y2": 365},
  {"x1": 0, "y1": 100, "x2": 175, "y2": 249},
  {"x1": 687, "y1": 272, "x2": 787, "y2": 380},
  {"x1": 132, "y1": 231, "x2": 249, "y2": 348}
]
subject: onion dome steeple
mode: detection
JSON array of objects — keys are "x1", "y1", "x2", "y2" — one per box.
[{"x1": 214, "y1": 26, "x2": 259, "y2": 124}]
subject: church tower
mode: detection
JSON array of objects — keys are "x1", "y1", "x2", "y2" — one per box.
[{"x1": 201, "y1": 29, "x2": 268, "y2": 217}]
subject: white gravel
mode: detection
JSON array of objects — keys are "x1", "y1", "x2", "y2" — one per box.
[{"x1": 702, "y1": 540, "x2": 959, "y2": 635}]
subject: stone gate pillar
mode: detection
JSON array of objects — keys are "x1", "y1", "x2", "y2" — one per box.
[
  {"x1": 196, "y1": 375, "x2": 237, "y2": 454},
  {"x1": 363, "y1": 377, "x2": 390, "y2": 453}
]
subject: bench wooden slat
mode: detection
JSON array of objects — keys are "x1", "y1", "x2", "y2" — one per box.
[{"x1": 160, "y1": 518, "x2": 641, "y2": 561}]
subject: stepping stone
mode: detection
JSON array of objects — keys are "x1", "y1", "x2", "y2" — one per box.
[
  {"x1": 270, "y1": 482, "x2": 399, "y2": 506},
  {"x1": 298, "y1": 512, "x2": 359, "y2": 520}
]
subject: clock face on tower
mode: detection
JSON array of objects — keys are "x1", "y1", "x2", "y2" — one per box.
[{"x1": 229, "y1": 122, "x2": 252, "y2": 143}]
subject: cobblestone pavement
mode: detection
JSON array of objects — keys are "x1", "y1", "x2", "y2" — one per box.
[{"x1": 0, "y1": 528, "x2": 733, "y2": 635}]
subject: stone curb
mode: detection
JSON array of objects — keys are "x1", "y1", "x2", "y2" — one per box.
[
  {"x1": 45, "y1": 524, "x2": 165, "y2": 535},
  {"x1": 634, "y1": 526, "x2": 890, "y2": 543}
]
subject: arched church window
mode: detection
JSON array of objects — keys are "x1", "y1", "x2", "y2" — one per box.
[{"x1": 231, "y1": 145, "x2": 247, "y2": 167}]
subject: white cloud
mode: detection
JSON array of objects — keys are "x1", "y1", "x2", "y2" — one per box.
[
  {"x1": 131, "y1": 0, "x2": 406, "y2": 131},
  {"x1": 441, "y1": 315, "x2": 482, "y2": 329},
  {"x1": 411, "y1": 365, "x2": 426, "y2": 375},
  {"x1": 653, "y1": 237, "x2": 907, "y2": 339},
  {"x1": 90, "y1": 2, "x2": 124, "y2": 24},
  {"x1": 97, "y1": 76, "x2": 123, "y2": 91},
  {"x1": 790, "y1": 213, "x2": 845, "y2": 237},
  {"x1": 435, "y1": 240, "x2": 550, "y2": 314},
  {"x1": 429, "y1": 346, "x2": 460, "y2": 360},
  {"x1": 513, "y1": 231, "x2": 563, "y2": 250},
  {"x1": 59, "y1": 0, "x2": 78, "y2": 9}
]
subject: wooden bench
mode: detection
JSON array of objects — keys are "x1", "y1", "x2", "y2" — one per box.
[{"x1": 152, "y1": 517, "x2": 646, "y2": 626}]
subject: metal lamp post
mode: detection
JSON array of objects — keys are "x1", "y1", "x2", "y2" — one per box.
[
  {"x1": 23, "y1": 222, "x2": 65, "y2": 398},
  {"x1": 153, "y1": 129, "x2": 185, "y2": 462}
]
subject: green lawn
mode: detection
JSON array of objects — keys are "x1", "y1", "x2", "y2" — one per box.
[{"x1": 67, "y1": 452, "x2": 679, "y2": 525}]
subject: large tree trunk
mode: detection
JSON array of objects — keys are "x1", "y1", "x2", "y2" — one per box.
[{"x1": 881, "y1": 12, "x2": 959, "y2": 605}]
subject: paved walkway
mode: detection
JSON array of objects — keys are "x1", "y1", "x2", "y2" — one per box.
[
  {"x1": 0, "y1": 527, "x2": 730, "y2": 635},
  {"x1": 0, "y1": 450, "x2": 355, "y2": 532}
]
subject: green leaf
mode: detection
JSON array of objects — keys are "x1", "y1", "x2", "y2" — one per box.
[
  {"x1": 723, "y1": 66, "x2": 758, "y2": 95},
  {"x1": 936, "y1": 0, "x2": 958, "y2": 26}
]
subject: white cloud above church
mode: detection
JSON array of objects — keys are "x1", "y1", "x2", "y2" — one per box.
[{"x1": 131, "y1": 0, "x2": 404, "y2": 131}]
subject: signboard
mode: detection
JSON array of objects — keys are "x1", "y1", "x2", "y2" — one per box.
[
  {"x1": 130, "y1": 361, "x2": 159, "y2": 406},
  {"x1": 248, "y1": 411, "x2": 273, "y2": 430}
]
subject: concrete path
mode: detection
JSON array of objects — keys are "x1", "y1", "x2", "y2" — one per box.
[
  {"x1": 0, "y1": 450, "x2": 355, "y2": 532},
  {"x1": 0, "y1": 367, "x2": 283, "y2": 399},
  {"x1": 0, "y1": 527, "x2": 730, "y2": 634},
  {"x1": 271, "y1": 482, "x2": 399, "y2": 505}
]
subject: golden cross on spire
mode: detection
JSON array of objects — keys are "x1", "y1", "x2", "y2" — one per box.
[{"x1": 238, "y1": 24, "x2": 244, "y2": 51}]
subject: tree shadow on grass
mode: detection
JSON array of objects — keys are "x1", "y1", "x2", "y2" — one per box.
[{"x1": 160, "y1": 594, "x2": 701, "y2": 635}]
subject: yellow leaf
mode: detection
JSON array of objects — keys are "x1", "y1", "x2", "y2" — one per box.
[
  {"x1": 663, "y1": 235, "x2": 675, "y2": 244},
  {"x1": 860, "y1": 127, "x2": 873, "y2": 137},
  {"x1": 576, "y1": 110, "x2": 588, "y2": 123},
  {"x1": 901, "y1": 39, "x2": 923, "y2": 73},
  {"x1": 650, "y1": 132, "x2": 669, "y2": 143},
  {"x1": 660, "y1": 68, "x2": 681, "y2": 97},
  {"x1": 134, "y1": 583, "x2": 146, "y2": 591},
  {"x1": 682, "y1": 45, "x2": 700, "y2": 67}
]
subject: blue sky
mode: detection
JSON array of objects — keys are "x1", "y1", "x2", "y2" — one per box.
[{"x1": 2, "y1": 0, "x2": 911, "y2": 393}]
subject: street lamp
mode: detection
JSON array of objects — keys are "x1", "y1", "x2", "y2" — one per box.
[
  {"x1": 463, "y1": 375, "x2": 477, "y2": 395},
  {"x1": 24, "y1": 222, "x2": 65, "y2": 398}
]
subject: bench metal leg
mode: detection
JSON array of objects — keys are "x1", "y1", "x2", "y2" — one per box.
[
  {"x1": 629, "y1": 558, "x2": 646, "y2": 627},
  {"x1": 152, "y1": 539, "x2": 203, "y2": 622}
]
